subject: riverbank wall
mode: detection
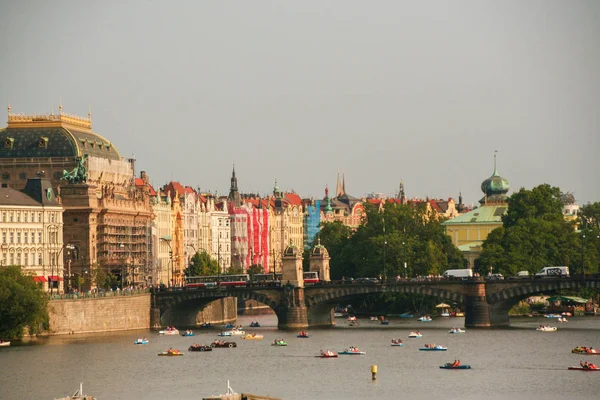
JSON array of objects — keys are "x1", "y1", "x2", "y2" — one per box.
[
  {"x1": 48, "y1": 293, "x2": 151, "y2": 335},
  {"x1": 48, "y1": 293, "x2": 238, "y2": 335}
]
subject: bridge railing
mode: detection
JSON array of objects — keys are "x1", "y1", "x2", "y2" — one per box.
[{"x1": 50, "y1": 288, "x2": 150, "y2": 300}]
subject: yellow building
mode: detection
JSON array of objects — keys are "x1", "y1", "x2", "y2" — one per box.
[{"x1": 443, "y1": 156, "x2": 510, "y2": 269}]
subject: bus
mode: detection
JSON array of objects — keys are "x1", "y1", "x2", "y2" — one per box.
[
  {"x1": 250, "y1": 271, "x2": 319, "y2": 286},
  {"x1": 185, "y1": 274, "x2": 250, "y2": 288}
]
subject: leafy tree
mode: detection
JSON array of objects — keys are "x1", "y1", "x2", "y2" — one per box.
[
  {"x1": 315, "y1": 221, "x2": 353, "y2": 279},
  {"x1": 184, "y1": 251, "x2": 218, "y2": 276},
  {"x1": 225, "y1": 265, "x2": 244, "y2": 275},
  {"x1": 0, "y1": 265, "x2": 49, "y2": 339},
  {"x1": 318, "y1": 203, "x2": 463, "y2": 280},
  {"x1": 578, "y1": 202, "x2": 600, "y2": 275},
  {"x1": 247, "y1": 264, "x2": 264, "y2": 276},
  {"x1": 479, "y1": 184, "x2": 591, "y2": 276}
]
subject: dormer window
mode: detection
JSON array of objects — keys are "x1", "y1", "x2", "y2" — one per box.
[
  {"x1": 4, "y1": 137, "x2": 14, "y2": 149},
  {"x1": 38, "y1": 136, "x2": 48, "y2": 148}
]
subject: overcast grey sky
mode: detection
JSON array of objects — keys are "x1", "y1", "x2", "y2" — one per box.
[{"x1": 1, "y1": 1, "x2": 599, "y2": 205}]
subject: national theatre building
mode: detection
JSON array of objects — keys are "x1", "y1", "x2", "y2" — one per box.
[{"x1": 0, "y1": 105, "x2": 154, "y2": 290}]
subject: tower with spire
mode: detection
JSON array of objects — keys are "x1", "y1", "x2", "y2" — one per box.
[{"x1": 228, "y1": 165, "x2": 242, "y2": 207}]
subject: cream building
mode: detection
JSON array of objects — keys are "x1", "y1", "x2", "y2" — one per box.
[
  {"x1": 0, "y1": 178, "x2": 65, "y2": 292},
  {"x1": 443, "y1": 157, "x2": 510, "y2": 269}
]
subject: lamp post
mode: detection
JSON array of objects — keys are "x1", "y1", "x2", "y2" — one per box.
[
  {"x1": 160, "y1": 237, "x2": 173, "y2": 288},
  {"x1": 382, "y1": 217, "x2": 387, "y2": 282},
  {"x1": 52, "y1": 244, "x2": 75, "y2": 295},
  {"x1": 403, "y1": 241, "x2": 407, "y2": 279},
  {"x1": 120, "y1": 243, "x2": 134, "y2": 288},
  {"x1": 217, "y1": 244, "x2": 221, "y2": 286}
]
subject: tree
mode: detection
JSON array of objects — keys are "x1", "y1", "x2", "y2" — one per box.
[
  {"x1": 247, "y1": 264, "x2": 264, "y2": 276},
  {"x1": 0, "y1": 265, "x2": 49, "y2": 339},
  {"x1": 184, "y1": 251, "x2": 218, "y2": 276},
  {"x1": 316, "y1": 221, "x2": 353, "y2": 280},
  {"x1": 479, "y1": 184, "x2": 588, "y2": 276},
  {"x1": 318, "y1": 203, "x2": 463, "y2": 280}
]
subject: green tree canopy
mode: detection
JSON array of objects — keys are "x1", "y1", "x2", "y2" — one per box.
[
  {"x1": 317, "y1": 203, "x2": 463, "y2": 280},
  {"x1": 247, "y1": 264, "x2": 264, "y2": 276},
  {"x1": 0, "y1": 265, "x2": 49, "y2": 339},
  {"x1": 184, "y1": 251, "x2": 219, "y2": 276},
  {"x1": 479, "y1": 184, "x2": 593, "y2": 276}
]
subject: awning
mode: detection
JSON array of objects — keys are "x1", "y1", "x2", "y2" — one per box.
[
  {"x1": 47, "y1": 276, "x2": 64, "y2": 282},
  {"x1": 436, "y1": 303, "x2": 451, "y2": 308},
  {"x1": 547, "y1": 296, "x2": 588, "y2": 304},
  {"x1": 32, "y1": 276, "x2": 47, "y2": 283}
]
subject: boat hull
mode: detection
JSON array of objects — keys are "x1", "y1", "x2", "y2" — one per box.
[
  {"x1": 568, "y1": 367, "x2": 600, "y2": 371},
  {"x1": 440, "y1": 365, "x2": 471, "y2": 369},
  {"x1": 391, "y1": 343, "x2": 404, "y2": 347},
  {"x1": 339, "y1": 351, "x2": 366, "y2": 355},
  {"x1": 134, "y1": 340, "x2": 149, "y2": 345},
  {"x1": 420, "y1": 347, "x2": 447, "y2": 351},
  {"x1": 0, "y1": 341, "x2": 11, "y2": 347},
  {"x1": 158, "y1": 352, "x2": 184, "y2": 356}
]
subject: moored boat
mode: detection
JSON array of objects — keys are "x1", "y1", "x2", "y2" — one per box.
[
  {"x1": 339, "y1": 346, "x2": 366, "y2": 355},
  {"x1": 54, "y1": 383, "x2": 96, "y2": 400},
  {"x1": 134, "y1": 338, "x2": 149, "y2": 345}
]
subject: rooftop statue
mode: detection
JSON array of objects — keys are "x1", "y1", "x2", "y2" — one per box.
[{"x1": 62, "y1": 154, "x2": 88, "y2": 184}]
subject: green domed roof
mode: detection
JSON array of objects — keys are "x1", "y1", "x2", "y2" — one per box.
[
  {"x1": 480, "y1": 155, "x2": 509, "y2": 204},
  {"x1": 0, "y1": 109, "x2": 120, "y2": 161}
]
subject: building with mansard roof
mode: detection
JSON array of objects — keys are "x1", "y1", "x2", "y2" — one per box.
[
  {"x1": 443, "y1": 155, "x2": 509, "y2": 269},
  {"x1": 0, "y1": 178, "x2": 65, "y2": 292}
]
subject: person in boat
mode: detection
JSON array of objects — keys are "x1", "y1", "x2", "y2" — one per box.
[{"x1": 452, "y1": 360, "x2": 460, "y2": 367}]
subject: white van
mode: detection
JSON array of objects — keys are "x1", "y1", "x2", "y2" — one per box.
[
  {"x1": 443, "y1": 269, "x2": 473, "y2": 279},
  {"x1": 534, "y1": 266, "x2": 569, "y2": 278}
]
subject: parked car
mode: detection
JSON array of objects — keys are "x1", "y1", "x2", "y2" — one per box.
[{"x1": 487, "y1": 273, "x2": 504, "y2": 281}]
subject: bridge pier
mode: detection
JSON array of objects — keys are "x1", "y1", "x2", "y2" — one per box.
[
  {"x1": 150, "y1": 307, "x2": 162, "y2": 330},
  {"x1": 276, "y1": 287, "x2": 308, "y2": 329},
  {"x1": 463, "y1": 278, "x2": 491, "y2": 328}
]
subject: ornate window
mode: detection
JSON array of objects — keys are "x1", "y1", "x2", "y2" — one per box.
[
  {"x1": 38, "y1": 137, "x2": 48, "y2": 148},
  {"x1": 4, "y1": 137, "x2": 14, "y2": 149}
]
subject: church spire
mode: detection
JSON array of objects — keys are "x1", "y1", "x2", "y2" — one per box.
[
  {"x1": 335, "y1": 170, "x2": 343, "y2": 197},
  {"x1": 228, "y1": 164, "x2": 242, "y2": 207}
]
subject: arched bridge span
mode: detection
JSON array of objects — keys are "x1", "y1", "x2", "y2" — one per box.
[{"x1": 150, "y1": 277, "x2": 600, "y2": 329}]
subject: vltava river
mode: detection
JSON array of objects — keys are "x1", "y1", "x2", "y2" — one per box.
[{"x1": 1, "y1": 315, "x2": 599, "y2": 400}]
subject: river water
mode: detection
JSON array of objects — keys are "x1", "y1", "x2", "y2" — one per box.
[{"x1": 1, "y1": 315, "x2": 599, "y2": 400}]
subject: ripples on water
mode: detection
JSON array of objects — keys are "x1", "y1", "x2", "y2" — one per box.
[{"x1": 1, "y1": 315, "x2": 599, "y2": 400}]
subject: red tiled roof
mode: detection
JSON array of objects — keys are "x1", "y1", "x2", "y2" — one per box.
[
  {"x1": 284, "y1": 193, "x2": 303, "y2": 206},
  {"x1": 163, "y1": 181, "x2": 185, "y2": 198}
]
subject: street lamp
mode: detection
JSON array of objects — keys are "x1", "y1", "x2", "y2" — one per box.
[
  {"x1": 160, "y1": 237, "x2": 173, "y2": 288},
  {"x1": 52, "y1": 243, "x2": 75, "y2": 295},
  {"x1": 382, "y1": 217, "x2": 387, "y2": 282},
  {"x1": 403, "y1": 241, "x2": 407, "y2": 279}
]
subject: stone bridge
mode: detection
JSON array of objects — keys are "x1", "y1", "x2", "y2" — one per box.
[{"x1": 151, "y1": 276, "x2": 600, "y2": 329}]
